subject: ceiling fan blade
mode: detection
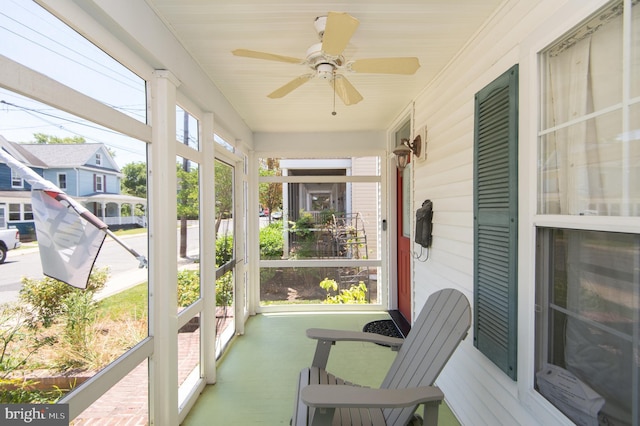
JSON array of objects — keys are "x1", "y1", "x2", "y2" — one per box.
[
  {"x1": 322, "y1": 12, "x2": 359, "y2": 57},
  {"x1": 332, "y1": 75, "x2": 363, "y2": 106},
  {"x1": 350, "y1": 57, "x2": 420, "y2": 74},
  {"x1": 232, "y1": 49, "x2": 303, "y2": 64},
  {"x1": 267, "y1": 74, "x2": 314, "y2": 98}
]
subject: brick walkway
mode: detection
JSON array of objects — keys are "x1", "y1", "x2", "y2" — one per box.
[{"x1": 72, "y1": 310, "x2": 232, "y2": 425}]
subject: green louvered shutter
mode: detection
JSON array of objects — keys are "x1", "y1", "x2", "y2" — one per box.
[{"x1": 473, "y1": 65, "x2": 518, "y2": 380}]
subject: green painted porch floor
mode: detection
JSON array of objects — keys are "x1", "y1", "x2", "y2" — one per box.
[{"x1": 183, "y1": 312, "x2": 461, "y2": 425}]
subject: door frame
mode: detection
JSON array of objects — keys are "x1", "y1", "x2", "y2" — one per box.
[{"x1": 394, "y1": 120, "x2": 412, "y2": 322}]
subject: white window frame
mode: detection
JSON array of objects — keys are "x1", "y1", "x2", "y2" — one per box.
[
  {"x1": 95, "y1": 152, "x2": 102, "y2": 166},
  {"x1": 11, "y1": 170, "x2": 23, "y2": 188},
  {"x1": 58, "y1": 172, "x2": 67, "y2": 190},
  {"x1": 95, "y1": 175, "x2": 104, "y2": 192},
  {"x1": 533, "y1": 1, "x2": 640, "y2": 424},
  {"x1": 24, "y1": 203, "x2": 33, "y2": 221},
  {"x1": 8, "y1": 203, "x2": 21, "y2": 221}
]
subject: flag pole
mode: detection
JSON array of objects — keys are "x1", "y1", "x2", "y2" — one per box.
[{"x1": 104, "y1": 228, "x2": 148, "y2": 268}]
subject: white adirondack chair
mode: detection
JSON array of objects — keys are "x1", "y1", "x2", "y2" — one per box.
[{"x1": 292, "y1": 288, "x2": 471, "y2": 426}]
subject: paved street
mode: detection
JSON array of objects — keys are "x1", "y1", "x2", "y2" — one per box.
[
  {"x1": 0, "y1": 221, "x2": 231, "y2": 304},
  {"x1": 0, "y1": 232, "x2": 149, "y2": 303}
]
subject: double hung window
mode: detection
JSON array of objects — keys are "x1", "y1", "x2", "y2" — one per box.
[{"x1": 535, "y1": 2, "x2": 640, "y2": 424}]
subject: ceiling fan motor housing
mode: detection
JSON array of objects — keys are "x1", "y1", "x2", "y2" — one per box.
[
  {"x1": 314, "y1": 15, "x2": 327, "y2": 38},
  {"x1": 306, "y1": 42, "x2": 343, "y2": 79}
]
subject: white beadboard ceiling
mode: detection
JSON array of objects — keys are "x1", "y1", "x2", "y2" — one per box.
[{"x1": 146, "y1": 0, "x2": 504, "y2": 133}]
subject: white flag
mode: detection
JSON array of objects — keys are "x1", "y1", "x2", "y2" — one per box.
[{"x1": 0, "y1": 148, "x2": 107, "y2": 289}]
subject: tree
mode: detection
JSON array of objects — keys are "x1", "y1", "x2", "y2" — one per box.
[
  {"x1": 31, "y1": 133, "x2": 116, "y2": 157},
  {"x1": 121, "y1": 162, "x2": 147, "y2": 216},
  {"x1": 121, "y1": 162, "x2": 147, "y2": 198},
  {"x1": 259, "y1": 158, "x2": 282, "y2": 223},
  {"x1": 177, "y1": 162, "x2": 199, "y2": 258},
  {"x1": 33, "y1": 133, "x2": 86, "y2": 144},
  {"x1": 215, "y1": 160, "x2": 233, "y2": 234}
]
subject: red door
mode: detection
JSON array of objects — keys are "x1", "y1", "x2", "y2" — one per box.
[{"x1": 396, "y1": 167, "x2": 411, "y2": 322}]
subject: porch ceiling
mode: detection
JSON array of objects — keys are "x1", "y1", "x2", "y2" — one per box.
[{"x1": 145, "y1": 0, "x2": 504, "y2": 133}]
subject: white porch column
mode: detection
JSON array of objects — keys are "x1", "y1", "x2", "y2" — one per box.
[
  {"x1": 116, "y1": 202, "x2": 123, "y2": 225},
  {"x1": 149, "y1": 70, "x2": 180, "y2": 426},
  {"x1": 128, "y1": 202, "x2": 134, "y2": 224}
]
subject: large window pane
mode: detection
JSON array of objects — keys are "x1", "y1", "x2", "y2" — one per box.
[
  {"x1": 539, "y1": 0, "x2": 640, "y2": 218},
  {"x1": 177, "y1": 156, "x2": 200, "y2": 312},
  {"x1": 215, "y1": 159, "x2": 235, "y2": 355},
  {"x1": 261, "y1": 266, "x2": 380, "y2": 305},
  {"x1": 74, "y1": 358, "x2": 149, "y2": 423},
  {"x1": 176, "y1": 107, "x2": 199, "y2": 150},
  {"x1": 0, "y1": 1, "x2": 146, "y2": 123},
  {"x1": 0, "y1": 117, "x2": 149, "y2": 413},
  {"x1": 538, "y1": 111, "x2": 640, "y2": 216},
  {"x1": 176, "y1": 156, "x2": 202, "y2": 405},
  {"x1": 258, "y1": 156, "x2": 381, "y2": 306},
  {"x1": 259, "y1": 157, "x2": 380, "y2": 261},
  {"x1": 536, "y1": 229, "x2": 639, "y2": 425},
  {"x1": 0, "y1": 20, "x2": 148, "y2": 421}
]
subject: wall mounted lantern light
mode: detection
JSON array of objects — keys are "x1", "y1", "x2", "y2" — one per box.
[{"x1": 393, "y1": 135, "x2": 422, "y2": 171}]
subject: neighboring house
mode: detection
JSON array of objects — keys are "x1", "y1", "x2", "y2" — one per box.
[
  {"x1": 280, "y1": 157, "x2": 379, "y2": 260},
  {"x1": 0, "y1": 135, "x2": 146, "y2": 240}
]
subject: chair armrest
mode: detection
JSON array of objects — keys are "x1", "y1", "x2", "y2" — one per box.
[
  {"x1": 306, "y1": 328, "x2": 403, "y2": 349},
  {"x1": 301, "y1": 384, "x2": 444, "y2": 409},
  {"x1": 307, "y1": 328, "x2": 404, "y2": 369}
]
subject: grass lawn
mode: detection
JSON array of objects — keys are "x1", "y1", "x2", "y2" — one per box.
[{"x1": 98, "y1": 282, "x2": 148, "y2": 321}]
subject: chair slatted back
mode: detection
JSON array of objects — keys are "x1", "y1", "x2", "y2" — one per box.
[{"x1": 381, "y1": 288, "x2": 471, "y2": 425}]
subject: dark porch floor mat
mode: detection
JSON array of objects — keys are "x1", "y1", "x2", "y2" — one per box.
[{"x1": 362, "y1": 319, "x2": 404, "y2": 340}]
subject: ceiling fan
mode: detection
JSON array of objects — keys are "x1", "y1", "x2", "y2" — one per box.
[{"x1": 232, "y1": 12, "x2": 420, "y2": 107}]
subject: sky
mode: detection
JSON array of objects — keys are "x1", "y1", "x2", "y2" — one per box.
[{"x1": 0, "y1": 0, "x2": 148, "y2": 168}]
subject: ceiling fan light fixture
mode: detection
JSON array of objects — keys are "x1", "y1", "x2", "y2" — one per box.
[{"x1": 317, "y1": 63, "x2": 335, "y2": 80}]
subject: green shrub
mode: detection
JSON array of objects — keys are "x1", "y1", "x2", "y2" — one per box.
[
  {"x1": 319, "y1": 277, "x2": 338, "y2": 296},
  {"x1": 259, "y1": 221, "x2": 284, "y2": 259},
  {"x1": 291, "y1": 210, "x2": 315, "y2": 240},
  {"x1": 19, "y1": 267, "x2": 109, "y2": 328},
  {"x1": 16, "y1": 269, "x2": 109, "y2": 371},
  {"x1": 216, "y1": 234, "x2": 233, "y2": 266},
  {"x1": 0, "y1": 303, "x2": 54, "y2": 378},
  {"x1": 320, "y1": 280, "x2": 368, "y2": 304},
  {"x1": 318, "y1": 209, "x2": 336, "y2": 225},
  {"x1": 177, "y1": 269, "x2": 233, "y2": 307},
  {"x1": 60, "y1": 291, "x2": 97, "y2": 359},
  {"x1": 0, "y1": 378, "x2": 64, "y2": 403},
  {"x1": 216, "y1": 271, "x2": 233, "y2": 307},
  {"x1": 177, "y1": 269, "x2": 200, "y2": 307}
]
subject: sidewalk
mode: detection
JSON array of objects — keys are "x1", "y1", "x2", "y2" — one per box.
[{"x1": 95, "y1": 267, "x2": 148, "y2": 300}]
